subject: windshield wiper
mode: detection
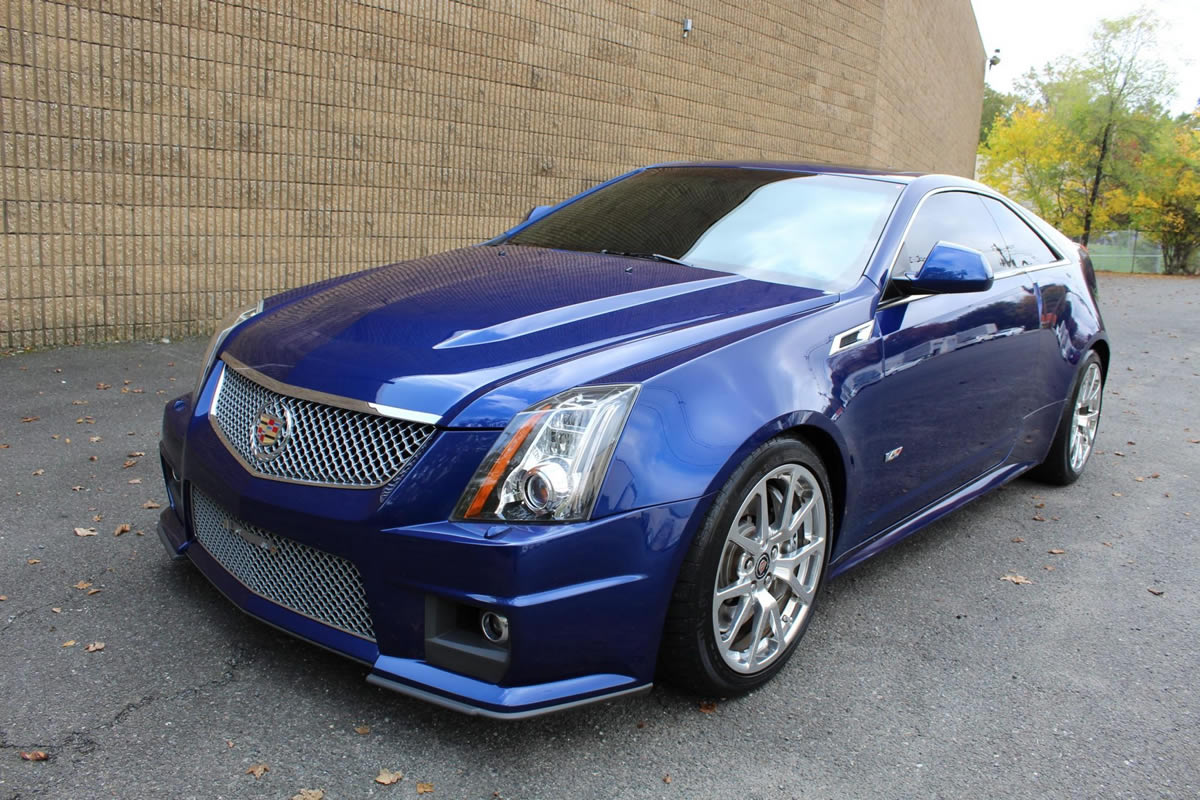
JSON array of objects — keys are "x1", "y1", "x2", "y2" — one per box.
[{"x1": 599, "y1": 250, "x2": 692, "y2": 267}]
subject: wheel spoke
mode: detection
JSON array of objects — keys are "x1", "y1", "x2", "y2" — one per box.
[
  {"x1": 717, "y1": 597, "x2": 753, "y2": 653},
  {"x1": 747, "y1": 595, "x2": 771, "y2": 664},
  {"x1": 714, "y1": 576, "x2": 754, "y2": 603},
  {"x1": 755, "y1": 487, "x2": 770, "y2": 544}
]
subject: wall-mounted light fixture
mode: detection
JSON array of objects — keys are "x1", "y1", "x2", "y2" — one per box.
[{"x1": 683, "y1": 18, "x2": 693, "y2": 39}]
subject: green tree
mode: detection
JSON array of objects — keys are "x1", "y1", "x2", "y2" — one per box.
[
  {"x1": 982, "y1": 12, "x2": 1174, "y2": 246},
  {"x1": 979, "y1": 85, "x2": 1019, "y2": 144}
]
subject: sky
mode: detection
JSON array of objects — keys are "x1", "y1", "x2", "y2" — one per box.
[{"x1": 970, "y1": 0, "x2": 1199, "y2": 115}]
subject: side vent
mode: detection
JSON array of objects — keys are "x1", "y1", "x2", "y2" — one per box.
[{"x1": 830, "y1": 321, "x2": 873, "y2": 355}]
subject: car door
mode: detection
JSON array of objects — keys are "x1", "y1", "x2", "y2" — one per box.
[{"x1": 854, "y1": 190, "x2": 1044, "y2": 536}]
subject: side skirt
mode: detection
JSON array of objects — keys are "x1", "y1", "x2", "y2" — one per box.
[{"x1": 829, "y1": 460, "x2": 1036, "y2": 578}]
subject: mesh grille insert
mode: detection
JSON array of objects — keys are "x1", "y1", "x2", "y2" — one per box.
[
  {"x1": 191, "y1": 489, "x2": 375, "y2": 640},
  {"x1": 211, "y1": 364, "x2": 435, "y2": 487}
]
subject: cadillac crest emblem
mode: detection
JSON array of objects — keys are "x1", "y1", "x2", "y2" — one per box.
[{"x1": 251, "y1": 404, "x2": 293, "y2": 461}]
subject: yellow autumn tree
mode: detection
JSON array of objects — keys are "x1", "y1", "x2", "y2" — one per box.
[
  {"x1": 1131, "y1": 114, "x2": 1200, "y2": 274},
  {"x1": 978, "y1": 106, "x2": 1129, "y2": 239}
]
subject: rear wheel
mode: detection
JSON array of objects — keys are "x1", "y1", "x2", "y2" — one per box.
[
  {"x1": 1032, "y1": 351, "x2": 1104, "y2": 485},
  {"x1": 659, "y1": 437, "x2": 831, "y2": 695}
]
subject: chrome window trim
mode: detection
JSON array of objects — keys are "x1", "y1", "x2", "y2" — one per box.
[
  {"x1": 885, "y1": 186, "x2": 1070, "y2": 288},
  {"x1": 219, "y1": 353, "x2": 442, "y2": 425}
]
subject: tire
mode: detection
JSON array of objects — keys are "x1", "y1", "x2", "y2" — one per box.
[
  {"x1": 1031, "y1": 351, "x2": 1104, "y2": 486},
  {"x1": 658, "y1": 437, "x2": 832, "y2": 696}
]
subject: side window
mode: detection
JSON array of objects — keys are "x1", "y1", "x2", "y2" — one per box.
[
  {"x1": 892, "y1": 192, "x2": 1009, "y2": 279},
  {"x1": 980, "y1": 196, "x2": 1059, "y2": 269}
]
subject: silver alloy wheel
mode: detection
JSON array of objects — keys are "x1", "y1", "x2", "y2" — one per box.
[
  {"x1": 712, "y1": 463, "x2": 827, "y2": 674},
  {"x1": 1069, "y1": 362, "x2": 1103, "y2": 472}
]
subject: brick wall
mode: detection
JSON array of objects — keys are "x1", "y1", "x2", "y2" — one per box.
[{"x1": 1, "y1": 0, "x2": 984, "y2": 348}]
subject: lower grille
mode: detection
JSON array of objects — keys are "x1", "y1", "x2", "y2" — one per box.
[{"x1": 191, "y1": 489, "x2": 375, "y2": 640}]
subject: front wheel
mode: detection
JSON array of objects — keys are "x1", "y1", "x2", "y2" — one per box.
[
  {"x1": 658, "y1": 437, "x2": 831, "y2": 695},
  {"x1": 1031, "y1": 350, "x2": 1104, "y2": 485}
]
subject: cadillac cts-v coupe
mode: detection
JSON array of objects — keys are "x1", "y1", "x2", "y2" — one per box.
[{"x1": 158, "y1": 163, "x2": 1108, "y2": 717}]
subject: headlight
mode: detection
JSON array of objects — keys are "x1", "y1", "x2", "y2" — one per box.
[
  {"x1": 453, "y1": 385, "x2": 640, "y2": 523},
  {"x1": 193, "y1": 300, "x2": 263, "y2": 398}
]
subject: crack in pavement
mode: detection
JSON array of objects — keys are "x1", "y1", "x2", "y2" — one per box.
[{"x1": 0, "y1": 644, "x2": 256, "y2": 764}]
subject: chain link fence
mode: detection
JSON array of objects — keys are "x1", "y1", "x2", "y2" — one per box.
[{"x1": 1087, "y1": 231, "x2": 1165, "y2": 274}]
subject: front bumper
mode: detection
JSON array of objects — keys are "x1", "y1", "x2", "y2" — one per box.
[{"x1": 158, "y1": 399, "x2": 705, "y2": 717}]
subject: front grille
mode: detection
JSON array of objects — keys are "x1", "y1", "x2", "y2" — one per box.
[
  {"x1": 211, "y1": 363, "x2": 435, "y2": 487},
  {"x1": 191, "y1": 489, "x2": 375, "y2": 640}
]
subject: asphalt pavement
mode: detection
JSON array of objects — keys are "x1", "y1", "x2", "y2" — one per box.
[{"x1": 1, "y1": 273, "x2": 1197, "y2": 799}]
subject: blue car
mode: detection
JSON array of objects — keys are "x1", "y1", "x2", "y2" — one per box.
[{"x1": 158, "y1": 162, "x2": 1108, "y2": 718}]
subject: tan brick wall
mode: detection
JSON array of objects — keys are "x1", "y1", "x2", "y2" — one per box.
[{"x1": 1, "y1": 0, "x2": 984, "y2": 348}]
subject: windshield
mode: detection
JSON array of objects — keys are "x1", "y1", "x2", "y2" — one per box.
[{"x1": 502, "y1": 167, "x2": 904, "y2": 290}]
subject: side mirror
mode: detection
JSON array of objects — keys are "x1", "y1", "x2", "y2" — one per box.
[
  {"x1": 903, "y1": 241, "x2": 994, "y2": 294},
  {"x1": 524, "y1": 204, "x2": 553, "y2": 223}
]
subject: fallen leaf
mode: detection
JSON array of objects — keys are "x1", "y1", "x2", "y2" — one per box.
[
  {"x1": 1127, "y1": 440, "x2": 1136, "y2": 445},
  {"x1": 62, "y1": 640, "x2": 76, "y2": 647},
  {"x1": 21, "y1": 416, "x2": 39, "y2": 423},
  {"x1": 246, "y1": 763, "x2": 269, "y2": 779},
  {"x1": 74, "y1": 527, "x2": 98, "y2": 537},
  {"x1": 87, "y1": 588, "x2": 101, "y2": 596},
  {"x1": 1148, "y1": 588, "x2": 1165, "y2": 596},
  {"x1": 227, "y1": 740, "x2": 235, "y2": 748},
  {"x1": 51, "y1": 607, "x2": 61, "y2": 613},
  {"x1": 1113, "y1": 451, "x2": 1126, "y2": 457},
  {"x1": 128, "y1": 478, "x2": 142, "y2": 484},
  {"x1": 1102, "y1": 541, "x2": 1113, "y2": 547},
  {"x1": 1112, "y1": 492, "x2": 1123, "y2": 497},
  {"x1": 354, "y1": 725, "x2": 370, "y2": 735},
  {"x1": 27, "y1": 558, "x2": 41, "y2": 565},
  {"x1": 1000, "y1": 573, "x2": 1033, "y2": 585},
  {"x1": 1188, "y1": 439, "x2": 1200, "y2": 444},
  {"x1": 1048, "y1": 548, "x2": 1065, "y2": 555},
  {"x1": 1011, "y1": 537, "x2": 1024, "y2": 543},
  {"x1": 143, "y1": 500, "x2": 162, "y2": 509},
  {"x1": 1032, "y1": 514, "x2": 1046, "y2": 522},
  {"x1": 20, "y1": 750, "x2": 49, "y2": 761},
  {"x1": 127, "y1": 451, "x2": 146, "y2": 458},
  {"x1": 1134, "y1": 477, "x2": 1145, "y2": 483},
  {"x1": 32, "y1": 469, "x2": 45, "y2": 476},
  {"x1": 89, "y1": 435, "x2": 102, "y2": 443},
  {"x1": 85, "y1": 641, "x2": 105, "y2": 652},
  {"x1": 71, "y1": 485, "x2": 84, "y2": 491},
  {"x1": 0, "y1": 595, "x2": 7, "y2": 601},
  {"x1": 123, "y1": 380, "x2": 131, "y2": 385},
  {"x1": 92, "y1": 514, "x2": 102, "y2": 522},
  {"x1": 699, "y1": 701, "x2": 717, "y2": 713},
  {"x1": 1043, "y1": 565, "x2": 1055, "y2": 571},
  {"x1": 73, "y1": 580, "x2": 92, "y2": 590},
  {"x1": 96, "y1": 382, "x2": 111, "y2": 390},
  {"x1": 1150, "y1": 473, "x2": 1160, "y2": 479},
  {"x1": 663, "y1": 774, "x2": 673, "y2": 784},
  {"x1": 121, "y1": 460, "x2": 137, "y2": 469},
  {"x1": 416, "y1": 784, "x2": 434, "y2": 795},
  {"x1": 291, "y1": 791, "x2": 324, "y2": 800},
  {"x1": 0, "y1": 443, "x2": 8, "y2": 448},
  {"x1": 114, "y1": 523, "x2": 132, "y2": 537},
  {"x1": 72, "y1": 400, "x2": 86, "y2": 405},
  {"x1": 1034, "y1": 502, "x2": 1045, "y2": 509},
  {"x1": 89, "y1": 455, "x2": 97, "y2": 462},
  {"x1": 375, "y1": 768, "x2": 403, "y2": 785}
]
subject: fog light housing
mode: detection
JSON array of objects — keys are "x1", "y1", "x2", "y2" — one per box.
[{"x1": 480, "y1": 611, "x2": 509, "y2": 644}]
